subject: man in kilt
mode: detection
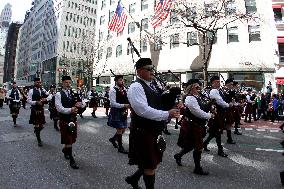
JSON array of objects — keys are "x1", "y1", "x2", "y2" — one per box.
[
  {"x1": 108, "y1": 75, "x2": 129, "y2": 154},
  {"x1": 47, "y1": 85, "x2": 59, "y2": 131},
  {"x1": 103, "y1": 86, "x2": 110, "y2": 116},
  {"x1": 88, "y1": 87, "x2": 99, "y2": 118},
  {"x1": 174, "y1": 79, "x2": 212, "y2": 175},
  {"x1": 203, "y1": 76, "x2": 232, "y2": 157},
  {"x1": 55, "y1": 76, "x2": 86, "y2": 169},
  {"x1": 6, "y1": 82, "x2": 22, "y2": 127},
  {"x1": 27, "y1": 78, "x2": 49, "y2": 147},
  {"x1": 126, "y1": 58, "x2": 180, "y2": 189},
  {"x1": 244, "y1": 88, "x2": 253, "y2": 122},
  {"x1": 223, "y1": 79, "x2": 237, "y2": 144}
]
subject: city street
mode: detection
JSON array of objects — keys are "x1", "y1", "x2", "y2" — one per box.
[{"x1": 0, "y1": 105, "x2": 283, "y2": 189}]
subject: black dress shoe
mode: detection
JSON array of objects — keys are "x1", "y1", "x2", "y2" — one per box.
[
  {"x1": 227, "y1": 140, "x2": 236, "y2": 144},
  {"x1": 109, "y1": 138, "x2": 118, "y2": 148},
  {"x1": 174, "y1": 154, "x2": 182, "y2": 166},
  {"x1": 234, "y1": 130, "x2": 242, "y2": 135},
  {"x1": 118, "y1": 147, "x2": 128, "y2": 154},
  {"x1": 125, "y1": 176, "x2": 142, "y2": 189},
  {"x1": 194, "y1": 167, "x2": 209, "y2": 175},
  {"x1": 62, "y1": 148, "x2": 70, "y2": 160},
  {"x1": 38, "y1": 141, "x2": 43, "y2": 147},
  {"x1": 203, "y1": 145, "x2": 210, "y2": 152},
  {"x1": 70, "y1": 162, "x2": 79, "y2": 169},
  {"x1": 218, "y1": 151, "x2": 228, "y2": 157}
]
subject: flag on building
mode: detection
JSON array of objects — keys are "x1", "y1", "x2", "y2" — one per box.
[
  {"x1": 151, "y1": 0, "x2": 173, "y2": 28},
  {"x1": 108, "y1": 0, "x2": 127, "y2": 33}
]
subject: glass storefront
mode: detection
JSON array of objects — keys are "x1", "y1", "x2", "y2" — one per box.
[{"x1": 229, "y1": 72, "x2": 264, "y2": 91}]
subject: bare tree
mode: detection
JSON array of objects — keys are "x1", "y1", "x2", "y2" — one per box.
[{"x1": 149, "y1": 0, "x2": 259, "y2": 86}]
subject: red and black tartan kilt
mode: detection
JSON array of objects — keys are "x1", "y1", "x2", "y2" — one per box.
[
  {"x1": 89, "y1": 99, "x2": 98, "y2": 108},
  {"x1": 103, "y1": 100, "x2": 110, "y2": 109},
  {"x1": 59, "y1": 119, "x2": 77, "y2": 145},
  {"x1": 233, "y1": 106, "x2": 241, "y2": 121},
  {"x1": 208, "y1": 111, "x2": 225, "y2": 134},
  {"x1": 128, "y1": 126, "x2": 162, "y2": 170},
  {"x1": 177, "y1": 119, "x2": 205, "y2": 151},
  {"x1": 29, "y1": 107, "x2": 46, "y2": 125},
  {"x1": 225, "y1": 107, "x2": 235, "y2": 125},
  {"x1": 245, "y1": 103, "x2": 253, "y2": 114}
]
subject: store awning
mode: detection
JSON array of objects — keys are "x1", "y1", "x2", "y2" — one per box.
[
  {"x1": 273, "y1": 4, "x2": 283, "y2": 9},
  {"x1": 276, "y1": 78, "x2": 284, "y2": 85},
  {"x1": 277, "y1": 37, "x2": 284, "y2": 43}
]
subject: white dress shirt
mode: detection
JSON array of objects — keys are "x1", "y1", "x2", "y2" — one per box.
[
  {"x1": 185, "y1": 96, "x2": 211, "y2": 120},
  {"x1": 109, "y1": 86, "x2": 126, "y2": 109},
  {"x1": 209, "y1": 88, "x2": 229, "y2": 108},
  {"x1": 6, "y1": 88, "x2": 22, "y2": 100},
  {"x1": 55, "y1": 89, "x2": 86, "y2": 114},
  {"x1": 246, "y1": 95, "x2": 253, "y2": 103},
  {"x1": 27, "y1": 88, "x2": 49, "y2": 105},
  {"x1": 127, "y1": 77, "x2": 169, "y2": 121}
]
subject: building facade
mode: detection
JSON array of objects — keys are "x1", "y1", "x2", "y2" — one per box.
[
  {"x1": 273, "y1": 0, "x2": 284, "y2": 94},
  {"x1": 0, "y1": 3, "x2": 12, "y2": 86},
  {"x1": 3, "y1": 23, "x2": 22, "y2": 83},
  {"x1": 16, "y1": 0, "x2": 97, "y2": 88},
  {"x1": 94, "y1": 0, "x2": 277, "y2": 92}
]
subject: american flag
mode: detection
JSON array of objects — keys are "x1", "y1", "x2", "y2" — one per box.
[
  {"x1": 108, "y1": 0, "x2": 127, "y2": 33},
  {"x1": 151, "y1": 0, "x2": 173, "y2": 28}
]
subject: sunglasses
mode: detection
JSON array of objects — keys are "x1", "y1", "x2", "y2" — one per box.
[{"x1": 194, "y1": 86, "x2": 201, "y2": 89}]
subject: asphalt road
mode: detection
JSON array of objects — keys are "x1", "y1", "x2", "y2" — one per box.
[{"x1": 0, "y1": 105, "x2": 283, "y2": 189}]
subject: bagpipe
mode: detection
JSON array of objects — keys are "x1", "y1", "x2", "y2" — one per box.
[{"x1": 67, "y1": 89, "x2": 83, "y2": 133}]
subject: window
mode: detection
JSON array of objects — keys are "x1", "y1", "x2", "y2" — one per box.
[
  {"x1": 274, "y1": 8, "x2": 282, "y2": 22},
  {"x1": 141, "y1": 0, "x2": 148, "y2": 11},
  {"x1": 227, "y1": 26, "x2": 239, "y2": 43},
  {"x1": 226, "y1": 0, "x2": 236, "y2": 15},
  {"x1": 98, "y1": 49, "x2": 103, "y2": 60},
  {"x1": 99, "y1": 31, "x2": 103, "y2": 42},
  {"x1": 204, "y1": 3, "x2": 214, "y2": 17},
  {"x1": 110, "y1": 0, "x2": 115, "y2": 5},
  {"x1": 129, "y1": 3, "x2": 136, "y2": 14},
  {"x1": 154, "y1": 37, "x2": 162, "y2": 51},
  {"x1": 128, "y1": 22, "x2": 136, "y2": 34},
  {"x1": 245, "y1": 0, "x2": 257, "y2": 14},
  {"x1": 206, "y1": 31, "x2": 217, "y2": 44},
  {"x1": 141, "y1": 18, "x2": 148, "y2": 30},
  {"x1": 170, "y1": 34, "x2": 179, "y2": 48},
  {"x1": 100, "y1": 15, "x2": 105, "y2": 25},
  {"x1": 106, "y1": 47, "x2": 112, "y2": 58},
  {"x1": 101, "y1": 0, "x2": 106, "y2": 10},
  {"x1": 187, "y1": 31, "x2": 198, "y2": 46},
  {"x1": 186, "y1": 6, "x2": 196, "y2": 20},
  {"x1": 127, "y1": 43, "x2": 133, "y2": 55},
  {"x1": 141, "y1": 39, "x2": 147, "y2": 52},
  {"x1": 109, "y1": 11, "x2": 114, "y2": 22},
  {"x1": 116, "y1": 45, "x2": 122, "y2": 57},
  {"x1": 170, "y1": 12, "x2": 178, "y2": 24},
  {"x1": 248, "y1": 25, "x2": 261, "y2": 42}
]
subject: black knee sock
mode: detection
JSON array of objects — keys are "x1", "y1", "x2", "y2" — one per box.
[
  {"x1": 143, "y1": 174, "x2": 155, "y2": 189},
  {"x1": 216, "y1": 133, "x2": 223, "y2": 152},
  {"x1": 204, "y1": 133, "x2": 214, "y2": 146},
  {"x1": 34, "y1": 127, "x2": 41, "y2": 142},
  {"x1": 227, "y1": 130, "x2": 233, "y2": 141},
  {"x1": 54, "y1": 120, "x2": 58, "y2": 129},
  {"x1": 12, "y1": 115, "x2": 16, "y2": 125},
  {"x1": 127, "y1": 168, "x2": 143, "y2": 185},
  {"x1": 117, "y1": 134, "x2": 123, "y2": 149},
  {"x1": 193, "y1": 150, "x2": 202, "y2": 169},
  {"x1": 177, "y1": 148, "x2": 191, "y2": 158}
]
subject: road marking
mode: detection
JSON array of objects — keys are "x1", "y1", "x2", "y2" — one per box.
[
  {"x1": 229, "y1": 154, "x2": 269, "y2": 170},
  {"x1": 255, "y1": 148, "x2": 284, "y2": 153},
  {"x1": 0, "y1": 116, "x2": 12, "y2": 122},
  {"x1": 256, "y1": 129, "x2": 266, "y2": 132},
  {"x1": 245, "y1": 128, "x2": 253, "y2": 131},
  {"x1": 269, "y1": 130, "x2": 280, "y2": 133}
]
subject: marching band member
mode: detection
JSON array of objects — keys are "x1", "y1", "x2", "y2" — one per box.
[
  {"x1": 203, "y1": 76, "x2": 232, "y2": 157},
  {"x1": 223, "y1": 79, "x2": 237, "y2": 144},
  {"x1": 88, "y1": 87, "x2": 99, "y2": 118},
  {"x1": 244, "y1": 88, "x2": 253, "y2": 123},
  {"x1": 103, "y1": 86, "x2": 110, "y2": 116},
  {"x1": 126, "y1": 58, "x2": 180, "y2": 189},
  {"x1": 108, "y1": 75, "x2": 129, "y2": 154},
  {"x1": 174, "y1": 79, "x2": 212, "y2": 175},
  {"x1": 6, "y1": 82, "x2": 22, "y2": 127},
  {"x1": 47, "y1": 84, "x2": 59, "y2": 131},
  {"x1": 76, "y1": 87, "x2": 86, "y2": 118},
  {"x1": 27, "y1": 78, "x2": 49, "y2": 147},
  {"x1": 55, "y1": 76, "x2": 86, "y2": 169}
]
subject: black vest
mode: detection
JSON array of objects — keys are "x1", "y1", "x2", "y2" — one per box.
[
  {"x1": 59, "y1": 90, "x2": 77, "y2": 121},
  {"x1": 9, "y1": 88, "x2": 20, "y2": 103},
  {"x1": 114, "y1": 87, "x2": 128, "y2": 104},
  {"x1": 31, "y1": 88, "x2": 47, "y2": 109},
  {"x1": 184, "y1": 95, "x2": 210, "y2": 125},
  {"x1": 215, "y1": 88, "x2": 227, "y2": 114},
  {"x1": 131, "y1": 79, "x2": 164, "y2": 131}
]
